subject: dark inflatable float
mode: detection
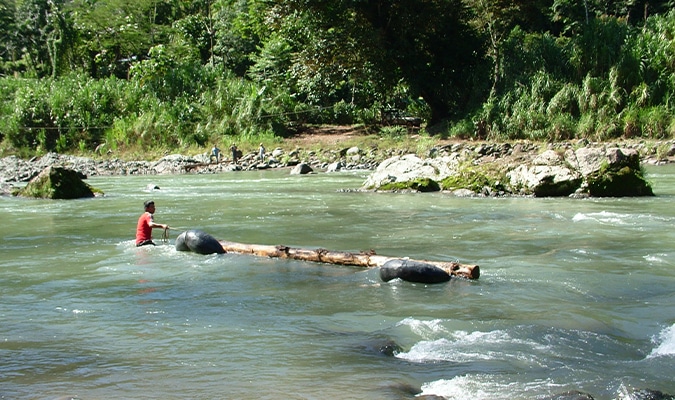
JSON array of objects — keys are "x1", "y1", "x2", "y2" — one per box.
[
  {"x1": 175, "y1": 230, "x2": 226, "y2": 255},
  {"x1": 379, "y1": 259, "x2": 451, "y2": 284}
]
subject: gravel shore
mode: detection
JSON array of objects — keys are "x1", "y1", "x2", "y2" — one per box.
[{"x1": 2, "y1": 139, "x2": 674, "y2": 195}]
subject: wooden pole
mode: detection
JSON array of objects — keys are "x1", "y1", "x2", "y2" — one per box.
[{"x1": 218, "y1": 240, "x2": 480, "y2": 280}]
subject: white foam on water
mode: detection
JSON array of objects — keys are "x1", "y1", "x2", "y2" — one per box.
[
  {"x1": 397, "y1": 317, "x2": 449, "y2": 338},
  {"x1": 647, "y1": 323, "x2": 675, "y2": 358},
  {"x1": 418, "y1": 375, "x2": 495, "y2": 399},
  {"x1": 418, "y1": 374, "x2": 558, "y2": 399},
  {"x1": 572, "y1": 211, "x2": 629, "y2": 225},
  {"x1": 643, "y1": 253, "x2": 669, "y2": 264},
  {"x1": 396, "y1": 325, "x2": 548, "y2": 365}
]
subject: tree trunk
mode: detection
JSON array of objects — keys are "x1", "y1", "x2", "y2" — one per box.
[{"x1": 218, "y1": 240, "x2": 480, "y2": 280}]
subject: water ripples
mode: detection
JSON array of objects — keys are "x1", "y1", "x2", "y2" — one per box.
[{"x1": 2, "y1": 166, "x2": 675, "y2": 399}]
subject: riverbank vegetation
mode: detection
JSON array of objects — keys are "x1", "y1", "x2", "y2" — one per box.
[{"x1": 0, "y1": 0, "x2": 674, "y2": 159}]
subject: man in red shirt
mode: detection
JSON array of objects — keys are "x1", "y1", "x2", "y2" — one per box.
[{"x1": 136, "y1": 200, "x2": 169, "y2": 246}]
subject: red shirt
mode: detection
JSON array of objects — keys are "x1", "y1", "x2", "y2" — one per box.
[{"x1": 136, "y1": 212, "x2": 154, "y2": 245}]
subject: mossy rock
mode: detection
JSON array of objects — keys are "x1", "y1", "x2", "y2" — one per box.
[
  {"x1": 16, "y1": 166, "x2": 103, "y2": 199},
  {"x1": 379, "y1": 177, "x2": 440, "y2": 192},
  {"x1": 586, "y1": 165, "x2": 654, "y2": 197},
  {"x1": 439, "y1": 164, "x2": 507, "y2": 193}
]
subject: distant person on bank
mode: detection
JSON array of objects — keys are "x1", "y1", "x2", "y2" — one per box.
[
  {"x1": 136, "y1": 200, "x2": 169, "y2": 246},
  {"x1": 210, "y1": 145, "x2": 221, "y2": 163},
  {"x1": 230, "y1": 143, "x2": 238, "y2": 164}
]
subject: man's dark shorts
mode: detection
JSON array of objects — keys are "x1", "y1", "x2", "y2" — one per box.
[{"x1": 136, "y1": 240, "x2": 156, "y2": 247}]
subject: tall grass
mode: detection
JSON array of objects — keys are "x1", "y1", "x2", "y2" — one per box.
[
  {"x1": 467, "y1": 11, "x2": 675, "y2": 142},
  {"x1": 0, "y1": 69, "x2": 304, "y2": 157}
]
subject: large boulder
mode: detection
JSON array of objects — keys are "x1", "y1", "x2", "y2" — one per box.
[
  {"x1": 507, "y1": 150, "x2": 582, "y2": 196},
  {"x1": 585, "y1": 165, "x2": 654, "y2": 196},
  {"x1": 16, "y1": 166, "x2": 100, "y2": 199},
  {"x1": 362, "y1": 154, "x2": 460, "y2": 190},
  {"x1": 290, "y1": 163, "x2": 314, "y2": 175},
  {"x1": 508, "y1": 147, "x2": 652, "y2": 197},
  {"x1": 364, "y1": 146, "x2": 653, "y2": 197},
  {"x1": 507, "y1": 164, "x2": 582, "y2": 196},
  {"x1": 569, "y1": 147, "x2": 653, "y2": 197}
]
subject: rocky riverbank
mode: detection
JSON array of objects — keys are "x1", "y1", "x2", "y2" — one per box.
[{"x1": 2, "y1": 139, "x2": 674, "y2": 196}]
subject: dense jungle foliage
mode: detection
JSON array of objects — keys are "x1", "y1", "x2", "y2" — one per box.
[{"x1": 0, "y1": 0, "x2": 674, "y2": 156}]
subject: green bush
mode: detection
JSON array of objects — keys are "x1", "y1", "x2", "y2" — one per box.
[{"x1": 448, "y1": 119, "x2": 476, "y2": 140}]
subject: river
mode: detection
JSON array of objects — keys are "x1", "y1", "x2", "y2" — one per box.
[{"x1": 1, "y1": 165, "x2": 674, "y2": 399}]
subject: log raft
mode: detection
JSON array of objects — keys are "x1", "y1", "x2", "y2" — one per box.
[{"x1": 218, "y1": 240, "x2": 480, "y2": 280}]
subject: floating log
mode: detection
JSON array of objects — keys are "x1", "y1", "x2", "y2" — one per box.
[{"x1": 217, "y1": 240, "x2": 479, "y2": 280}]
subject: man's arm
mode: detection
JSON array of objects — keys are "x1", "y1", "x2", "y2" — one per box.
[{"x1": 149, "y1": 222, "x2": 169, "y2": 230}]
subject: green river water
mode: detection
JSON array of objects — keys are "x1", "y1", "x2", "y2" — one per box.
[{"x1": 1, "y1": 166, "x2": 674, "y2": 399}]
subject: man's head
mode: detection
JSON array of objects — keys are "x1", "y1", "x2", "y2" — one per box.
[{"x1": 144, "y1": 200, "x2": 155, "y2": 211}]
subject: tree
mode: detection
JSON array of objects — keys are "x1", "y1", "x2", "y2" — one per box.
[
  {"x1": 266, "y1": 0, "x2": 487, "y2": 125},
  {"x1": 466, "y1": 0, "x2": 521, "y2": 98},
  {"x1": 551, "y1": 0, "x2": 675, "y2": 33},
  {"x1": 211, "y1": 0, "x2": 263, "y2": 76},
  {"x1": 171, "y1": 0, "x2": 216, "y2": 66},
  {"x1": 14, "y1": 0, "x2": 61, "y2": 77},
  {"x1": 67, "y1": 0, "x2": 176, "y2": 78},
  {"x1": 0, "y1": 0, "x2": 17, "y2": 74}
]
